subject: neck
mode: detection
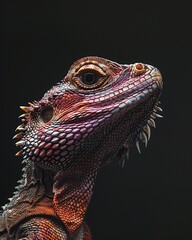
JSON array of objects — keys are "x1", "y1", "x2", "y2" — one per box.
[{"x1": 53, "y1": 160, "x2": 102, "y2": 236}]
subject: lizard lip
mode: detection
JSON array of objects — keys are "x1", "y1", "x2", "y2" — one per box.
[{"x1": 151, "y1": 69, "x2": 163, "y2": 89}]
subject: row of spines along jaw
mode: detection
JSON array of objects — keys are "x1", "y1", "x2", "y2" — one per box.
[{"x1": 119, "y1": 101, "x2": 163, "y2": 168}]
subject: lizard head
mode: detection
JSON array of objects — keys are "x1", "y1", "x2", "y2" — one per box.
[
  {"x1": 13, "y1": 56, "x2": 163, "y2": 233},
  {"x1": 14, "y1": 56, "x2": 163, "y2": 171}
]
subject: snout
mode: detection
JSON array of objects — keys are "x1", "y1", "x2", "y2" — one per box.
[{"x1": 150, "y1": 67, "x2": 163, "y2": 89}]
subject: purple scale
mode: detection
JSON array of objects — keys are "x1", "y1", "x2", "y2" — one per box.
[
  {"x1": 89, "y1": 119, "x2": 97, "y2": 124},
  {"x1": 58, "y1": 128, "x2": 65, "y2": 133},
  {"x1": 74, "y1": 133, "x2": 81, "y2": 140},
  {"x1": 66, "y1": 133, "x2": 74, "y2": 140},
  {"x1": 59, "y1": 132, "x2": 66, "y2": 138},
  {"x1": 45, "y1": 143, "x2": 52, "y2": 149},
  {"x1": 52, "y1": 144, "x2": 59, "y2": 150},
  {"x1": 66, "y1": 139, "x2": 74, "y2": 145},
  {"x1": 59, "y1": 139, "x2": 66, "y2": 145},
  {"x1": 52, "y1": 131, "x2": 59, "y2": 137},
  {"x1": 65, "y1": 128, "x2": 72, "y2": 133},
  {"x1": 39, "y1": 142, "x2": 46, "y2": 149},
  {"x1": 37, "y1": 132, "x2": 43, "y2": 138},
  {"x1": 34, "y1": 149, "x2": 39, "y2": 156},
  {"x1": 72, "y1": 128, "x2": 80, "y2": 133},
  {"x1": 46, "y1": 130, "x2": 53, "y2": 135},
  {"x1": 44, "y1": 136, "x2": 52, "y2": 142},
  {"x1": 104, "y1": 113, "x2": 112, "y2": 118},
  {"x1": 51, "y1": 137, "x2": 59, "y2": 143},
  {"x1": 39, "y1": 150, "x2": 46, "y2": 157},
  {"x1": 40, "y1": 135, "x2": 45, "y2": 140},
  {"x1": 60, "y1": 145, "x2": 67, "y2": 150},
  {"x1": 85, "y1": 123, "x2": 92, "y2": 128},
  {"x1": 98, "y1": 118, "x2": 104, "y2": 123},
  {"x1": 46, "y1": 149, "x2": 53, "y2": 156},
  {"x1": 92, "y1": 122, "x2": 99, "y2": 127},
  {"x1": 80, "y1": 128, "x2": 86, "y2": 134},
  {"x1": 87, "y1": 128, "x2": 93, "y2": 133}
]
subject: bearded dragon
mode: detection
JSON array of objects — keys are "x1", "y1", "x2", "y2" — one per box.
[{"x1": 0, "y1": 56, "x2": 163, "y2": 239}]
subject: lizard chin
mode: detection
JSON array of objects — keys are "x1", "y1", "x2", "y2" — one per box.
[
  {"x1": 117, "y1": 99, "x2": 163, "y2": 167},
  {"x1": 97, "y1": 91, "x2": 163, "y2": 168}
]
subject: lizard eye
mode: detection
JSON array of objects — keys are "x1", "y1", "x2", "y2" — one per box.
[
  {"x1": 40, "y1": 106, "x2": 53, "y2": 123},
  {"x1": 81, "y1": 72, "x2": 99, "y2": 85},
  {"x1": 74, "y1": 70, "x2": 107, "y2": 89}
]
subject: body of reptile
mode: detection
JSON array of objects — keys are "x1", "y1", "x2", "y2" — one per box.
[{"x1": 0, "y1": 56, "x2": 163, "y2": 239}]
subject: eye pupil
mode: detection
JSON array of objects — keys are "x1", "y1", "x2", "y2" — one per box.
[
  {"x1": 40, "y1": 106, "x2": 53, "y2": 123},
  {"x1": 82, "y1": 72, "x2": 97, "y2": 85}
]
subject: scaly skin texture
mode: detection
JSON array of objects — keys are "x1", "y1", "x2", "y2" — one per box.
[{"x1": 0, "y1": 56, "x2": 163, "y2": 239}]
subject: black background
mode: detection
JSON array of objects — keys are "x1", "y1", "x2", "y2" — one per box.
[{"x1": 1, "y1": 1, "x2": 192, "y2": 240}]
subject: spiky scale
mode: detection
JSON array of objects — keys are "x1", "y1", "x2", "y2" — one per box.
[
  {"x1": 144, "y1": 124, "x2": 151, "y2": 141},
  {"x1": 156, "y1": 106, "x2": 163, "y2": 112},
  {"x1": 140, "y1": 131, "x2": 148, "y2": 147},
  {"x1": 151, "y1": 113, "x2": 157, "y2": 119},
  {"x1": 28, "y1": 102, "x2": 34, "y2": 107},
  {"x1": 136, "y1": 141, "x2": 141, "y2": 154},
  {"x1": 15, "y1": 150, "x2": 23, "y2": 157},
  {"x1": 2, "y1": 205, "x2": 6, "y2": 211},
  {"x1": 18, "y1": 113, "x2": 29, "y2": 119},
  {"x1": 13, "y1": 133, "x2": 23, "y2": 139},
  {"x1": 148, "y1": 118, "x2": 156, "y2": 128},
  {"x1": 20, "y1": 106, "x2": 31, "y2": 112},
  {"x1": 15, "y1": 124, "x2": 26, "y2": 132},
  {"x1": 15, "y1": 140, "x2": 25, "y2": 147},
  {"x1": 155, "y1": 113, "x2": 163, "y2": 118}
]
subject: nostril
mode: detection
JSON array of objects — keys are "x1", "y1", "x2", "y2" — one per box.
[
  {"x1": 135, "y1": 63, "x2": 144, "y2": 71},
  {"x1": 133, "y1": 63, "x2": 147, "y2": 75}
]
